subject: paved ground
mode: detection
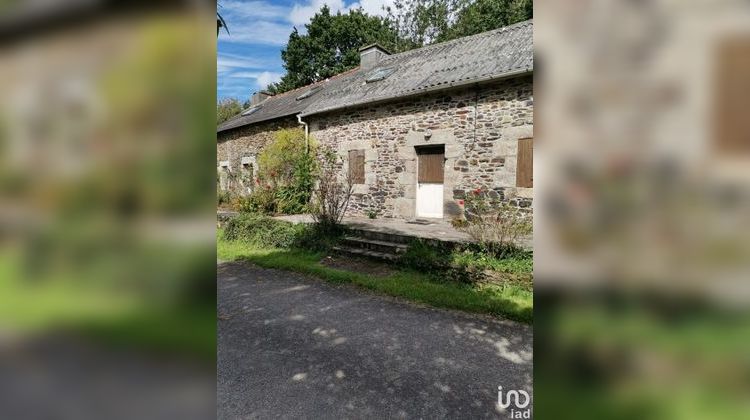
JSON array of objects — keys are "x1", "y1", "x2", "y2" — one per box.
[
  {"x1": 0, "y1": 335, "x2": 215, "y2": 420},
  {"x1": 275, "y1": 214, "x2": 474, "y2": 243},
  {"x1": 218, "y1": 261, "x2": 533, "y2": 419}
]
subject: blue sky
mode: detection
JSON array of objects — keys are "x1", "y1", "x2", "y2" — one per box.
[{"x1": 217, "y1": 0, "x2": 393, "y2": 102}]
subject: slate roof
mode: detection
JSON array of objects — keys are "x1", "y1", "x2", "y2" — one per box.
[
  {"x1": 217, "y1": 20, "x2": 532, "y2": 132},
  {"x1": 300, "y1": 19, "x2": 533, "y2": 117},
  {"x1": 217, "y1": 68, "x2": 359, "y2": 133}
]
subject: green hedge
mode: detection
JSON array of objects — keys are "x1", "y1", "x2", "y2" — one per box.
[
  {"x1": 222, "y1": 214, "x2": 343, "y2": 251},
  {"x1": 222, "y1": 214, "x2": 307, "y2": 248}
]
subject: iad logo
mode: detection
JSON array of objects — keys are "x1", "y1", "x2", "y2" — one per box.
[{"x1": 497, "y1": 386, "x2": 531, "y2": 418}]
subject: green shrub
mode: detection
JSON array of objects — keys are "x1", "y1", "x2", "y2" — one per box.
[
  {"x1": 235, "y1": 188, "x2": 276, "y2": 214},
  {"x1": 291, "y1": 223, "x2": 346, "y2": 251},
  {"x1": 399, "y1": 240, "x2": 533, "y2": 286},
  {"x1": 222, "y1": 214, "x2": 345, "y2": 251},
  {"x1": 399, "y1": 240, "x2": 452, "y2": 273},
  {"x1": 223, "y1": 214, "x2": 305, "y2": 248},
  {"x1": 217, "y1": 191, "x2": 232, "y2": 207},
  {"x1": 241, "y1": 128, "x2": 318, "y2": 215},
  {"x1": 275, "y1": 184, "x2": 310, "y2": 214},
  {"x1": 257, "y1": 129, "x2": 315, "y2": 184},
  {"x1": 462, "y1": 189, "x2": 532, "y2": 258},
  {"x1": 450, "y1": 218, "x2": 468, "y2": 228}
]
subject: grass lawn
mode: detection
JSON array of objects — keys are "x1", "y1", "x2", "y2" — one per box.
[
  {"x1": 218, "y1": 229, "x2": 533, "y2": 323},
  {"x1": 0, "y1": 248, "x2": 216, "y2": 361}
]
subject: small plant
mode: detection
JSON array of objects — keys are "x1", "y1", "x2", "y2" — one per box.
[
  {"x1": 236, "y1": 187, "x2": 276, "y2": 214},
  {"x1": 217, "y1": 190, "x2": 232, "y2": 207},
  {"x1": 462, "y1": 188, "x2": 531, "y2": 257},
  {"x1": 309, "y1": 147, "x2": 353, "y2": 233},
  {"x1": 450, "y1": 218, "x2": 468, "y2": 228},
  {"x1": 367, "y1": 209, "x2": 378, "y2": 219}
]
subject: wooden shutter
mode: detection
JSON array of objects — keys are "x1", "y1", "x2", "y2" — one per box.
[
  {"x1": 417, "y1": 146, "x2": 445, "y2": 183},
  {"x1": 516, "y1": 138, "x2": 533, "y2": 188},
  {"x1": 716, "y1": 38, "x2": 750, "y2": 155},
  {"x1": 348, "y1": 150, "x2": 365, "y2": 184}
]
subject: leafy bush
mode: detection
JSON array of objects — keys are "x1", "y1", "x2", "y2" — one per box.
[
  {"x1": 462, "y1": 188, "x2": 532, "y2": 257},
  {"x1": 222, "y1": 214, "x2": 345, "y2": 251},
  {"x1": 399, "y1": 240, "x2": 452, "y2": 272},
  {"x1": 234, "y1": 128, "x2": 319, "y2": 215},
  {"x1": 217, "y1": 190, "x2": 232, "y2": 207},
  {"x1": 275, "y1": 184, "x2": 309, "y2": 214},
  {"x1": 223, "y1": 214, "x2": 306, "y2": 248},
  {"x1": 291, "y1": 222, "x2": 346, "y2": 251},
  {"x1": 399, "y1": 239, "x2": 533, "y2": 287},
  {"x1": 450, "y1": 218, "x2": 468, "y2": 228},
  {"x1": 235, "y1": 187, "x2": 276, "y2": 214}
]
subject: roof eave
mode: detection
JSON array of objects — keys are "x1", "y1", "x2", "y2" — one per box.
[{"x1": 299, "y1": 67, "x2": 533, "y2": 118}]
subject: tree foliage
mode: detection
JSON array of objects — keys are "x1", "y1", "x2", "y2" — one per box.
[
  {"x1": 447, "y1": 0, "x2": 531, "y2": 40},
  {"x1": 257, "y1": 128, "x2": 316, "y2": 186},
  {"x1": 267, "y1": 6, "x2": 402, "y2": 94},
  {"x1": 386, "y1": 0, "x2": 532, "y2": 47},
  {"x1": 265, "y1": 1, "x2": 532, "y2": 95},
  {"x1": 217, "y1": 97, "x2": 242, "y2": 124}
]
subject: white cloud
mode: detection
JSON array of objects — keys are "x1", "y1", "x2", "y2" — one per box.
[
  {"x1": 290, "y1": 0, "x2": 346, "y2": 26},
  {"x1": 229, "y1": 71, "x2": 262, "y2": 79},
  {"x1": 217, "y1": 53, "x2": 281, "y2": 77},
  {"x1": 218, "y1": 20, "x2": 292, "y2": 46},
  {"x1": 256, "y1": 71, "x2": 283, "y2": 89},
  {"x1": 219, "y1": 0, "x2": 288, "y2": 20}
]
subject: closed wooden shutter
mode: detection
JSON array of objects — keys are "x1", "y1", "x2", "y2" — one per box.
[
  {"x1": 348, "y1": 150, "x2": 365, "y2": 184},
  {"x1": 516, "y1": 138, "x2": 533, "y2": 188},
  {"x1": 716, "y1": 38, "x2": 750, "y2": 155},
  {"x1": 417, "y1": 146, "x2": 445, "y2": 183}
]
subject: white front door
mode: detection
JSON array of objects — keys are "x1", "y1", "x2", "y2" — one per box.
[
  {"x1": 415, "y1": 145, "x2": 445, "y2": 219},
  {"x1": 417, "y1": 183, "x2": 444, "y2": 218}
]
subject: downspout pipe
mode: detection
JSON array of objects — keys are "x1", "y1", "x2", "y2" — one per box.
[{"x1": 297, "y1": 114, "x2": 309, "y2": 153}]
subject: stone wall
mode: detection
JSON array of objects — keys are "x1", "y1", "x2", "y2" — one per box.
[
  {"x1": 216, "y1": 117, "x2": 298, "y2": 195},
  {"x1": 308, "y1": 75, "x2": 533, "y2": 220}
]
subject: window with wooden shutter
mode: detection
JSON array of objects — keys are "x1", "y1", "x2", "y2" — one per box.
[
  {"x1": 348, "y1": 150, "x2": 365, "y2": 184},
  {"x1": 715, "y1": 37, "x2": 750, "y2": 155},
  {"x1": 516, "y1": 137, "x2": 533, "y2": 188}
]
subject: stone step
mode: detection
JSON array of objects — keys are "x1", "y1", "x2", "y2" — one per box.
[
  {"x1": 342, "y1": 236, "x2": 409, "y2": 255},
  {"x1": 331, "y1": 245, "x2": 400, "y2": 262},
  {"x1": 345, "y1": 228, "x2": 415, "y2": 245}
]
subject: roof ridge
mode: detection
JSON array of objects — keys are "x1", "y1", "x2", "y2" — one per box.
[{"x1": 380, "y1": 19, "x2": 533, "y2": 64}]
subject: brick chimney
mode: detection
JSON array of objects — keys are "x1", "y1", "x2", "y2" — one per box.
[
  {"x1": 250, "y1": 90, "x2": 273, "y2": 107},
  {"x1": 359, "y1": 43, "x2": 390, "y2": 70}
]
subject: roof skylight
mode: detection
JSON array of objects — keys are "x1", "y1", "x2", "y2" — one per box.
[
  {"x1": 365, "y1": 67, "x2": 395, "y2": 83},
  {"x1": 240, "y1": 106, "x2": 260, "y2": 116},
  {"x1": 296, "y1": 86, "x2": 322, "y2": 101}
]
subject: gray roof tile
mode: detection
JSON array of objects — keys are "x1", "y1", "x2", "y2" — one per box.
[
  {"x1": 217, "y1": 20, "x2": 532, "y2": 132},
  {"x1": 217, "y1": 68, "x2": 359, "y2": 133},
  {"x1": 301, "y1": 20, "x2": 532, "y2": 116}
]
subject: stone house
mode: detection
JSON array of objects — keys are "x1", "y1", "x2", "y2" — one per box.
[{"x1": 218, "y1": 20, "x2": 533, "y2": 221}]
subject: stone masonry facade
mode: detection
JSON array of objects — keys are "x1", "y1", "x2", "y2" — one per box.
[
  {"x1": 216, "y1": 76, "x2": 533, "y2": 220},
  {"x1": 308, "y1": 76, "x2": 533, "y2": 220},
  {"x1": 217, "y1": 117, "x2": 297, "y2": 194}
]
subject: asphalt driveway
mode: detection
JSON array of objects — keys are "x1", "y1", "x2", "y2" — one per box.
[{"x1": 218, "y1": 261, "x2": 533, "y2": 419}]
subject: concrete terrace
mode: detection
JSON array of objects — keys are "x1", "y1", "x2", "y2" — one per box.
[{"x1": 274, "y1": 214, "x2": 474, "y2": 244}]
